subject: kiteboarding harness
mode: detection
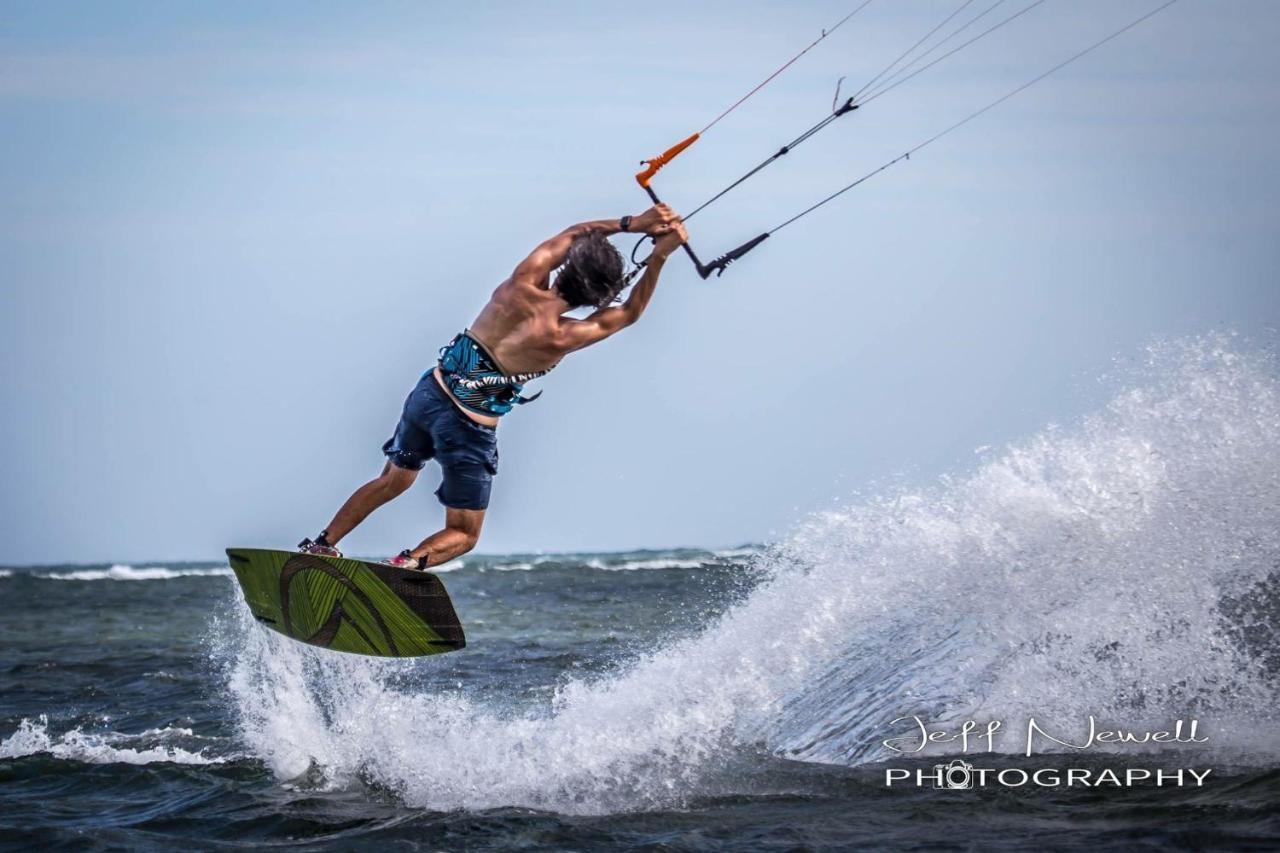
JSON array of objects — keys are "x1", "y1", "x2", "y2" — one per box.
[{"x1": 437, "y1": 331, "x2": 552, "y2": 417}]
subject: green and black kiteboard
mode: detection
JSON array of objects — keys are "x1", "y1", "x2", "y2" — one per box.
[{"x1": 226, "y1": 548, "x2": 465, "y2": 657}]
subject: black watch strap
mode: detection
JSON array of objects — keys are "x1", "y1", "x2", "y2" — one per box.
[{"x1": 619, "y1": 215, "x2": 633, "y2": 233}]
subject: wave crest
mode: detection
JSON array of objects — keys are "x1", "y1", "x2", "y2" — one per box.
[
  {"x1": 39, "y1": 565, "x2": 233, "y2": 581},
  {"x1": 222, "y1": 335, "x2": 1280, "y2": 812},
  {"x1": 0, "y1": 717, "x2": 226, "y2": 766}
]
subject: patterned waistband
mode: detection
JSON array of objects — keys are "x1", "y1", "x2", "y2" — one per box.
[{"x1": 435, "y1": 331, "x2": 548, "y2": 417}]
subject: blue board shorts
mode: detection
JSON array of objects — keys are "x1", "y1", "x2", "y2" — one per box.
[{"x1": 382, "y1": 372, "x2": 499, "y2": 510}]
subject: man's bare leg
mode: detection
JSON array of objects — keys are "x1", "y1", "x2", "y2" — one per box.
[
  {"x1": 322, "y1": 462, "x2": 418, "y2": 545},
  {"x1": 408, "y1": 507, "x2": 485, "y2": 567}
]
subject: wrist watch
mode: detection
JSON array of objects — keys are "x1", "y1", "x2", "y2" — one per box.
[{"x1": 619, "y1": 215, "x2": 633, "y2": 233}]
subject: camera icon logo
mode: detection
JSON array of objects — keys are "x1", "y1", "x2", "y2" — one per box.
[{"x1": 934, "y1": 758, "x2": 975, "y2": 789}]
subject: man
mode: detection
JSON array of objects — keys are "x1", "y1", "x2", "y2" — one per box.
[{"x1": 298, "y1": 204, "x2": 687, "y2": 569}]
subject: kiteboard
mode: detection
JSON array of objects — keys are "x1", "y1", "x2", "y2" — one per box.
[{"x1": 225, "y1": 548, "x2": 465, "y2": 657}]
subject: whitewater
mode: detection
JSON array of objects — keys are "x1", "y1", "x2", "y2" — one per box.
[{"x1": 217, "y1": 335, "x2": 1280, "y2": 814}]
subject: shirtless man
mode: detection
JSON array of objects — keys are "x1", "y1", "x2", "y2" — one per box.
[{"x1": 298, "y1": 204, "x2": 687, "y2": 568}]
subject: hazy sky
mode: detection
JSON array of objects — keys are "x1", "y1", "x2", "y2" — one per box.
[{"x1": 2, "y1": 1, "x2": 1277, "y2": 565}]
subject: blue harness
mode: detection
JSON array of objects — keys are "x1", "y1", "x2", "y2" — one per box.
[{"x1": 436, "y1": 331, "x2": 550, "y2": 417}]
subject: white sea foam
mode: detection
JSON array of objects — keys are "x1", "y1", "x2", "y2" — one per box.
[
  {"x1": 483, "y1": 555, "x2": 561, "y2": 571},
  {"x1": 493, "y1": 561, "x2": 536, "y2": 571},
  {"x1": 0, "y1": 570, "x2": 11, "y2": 578},
  {"x1": 585, "y1": 557, "x2": 708, "y2": 571},
  {"x1": 0, "y1": 717, "x2": 225, "y2": 765},
  {"x1": 39, "y1": 565, "x2": 233, "y2": 581},
  {"x1": 222, "y1": 335, "x2": 1280, "y2": 813},
  {"x1": 488, "y1": 555, "x2": 708, "y2": 572}
]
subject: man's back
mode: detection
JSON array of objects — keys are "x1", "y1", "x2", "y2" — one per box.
[{"x1": 469, "y1": 278, "x2": 567, "y2": 376}]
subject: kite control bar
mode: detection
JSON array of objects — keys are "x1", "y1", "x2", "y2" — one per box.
[
  {"x1": 633, "y1": 95, "x2": 859, "y2": 279},
  {"x1": 634, "y1": 134, "x2": 772, "y2": 279},
  {"x1": 634, "y1": 134, "x2": 720, "y2": 279},
  {"x1": 637, "y1": 178, "x2": 771, "y2": 279}
]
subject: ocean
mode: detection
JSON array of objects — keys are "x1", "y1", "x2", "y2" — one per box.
[{"x1": 2, "y1": 337, "x2": 1278, "y2": 851}]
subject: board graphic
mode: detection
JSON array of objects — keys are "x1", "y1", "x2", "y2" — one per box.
[{"x1": 226, "y1": 548, "x2": 465, "y2": 657}]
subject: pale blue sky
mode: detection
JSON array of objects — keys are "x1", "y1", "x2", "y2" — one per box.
[{"x1": 2, "y1": 1, "x2": 1277, "y2": 565}]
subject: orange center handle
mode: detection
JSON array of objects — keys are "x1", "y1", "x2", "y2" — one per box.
[{"x1": 635, "y1": 133, "x2": 700, "y2": 188}]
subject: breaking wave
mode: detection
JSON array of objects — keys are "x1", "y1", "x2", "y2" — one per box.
[
  {"x1": 476, "y1": 552, "x2": 751, "y2": 572},
  {"x1": 37, "y1": 565, "x2": 233, "y2": 582},
  {"x1": 0, "y1": 717, "x2": 227, "y2": 766},
  {"x1": 221, "y1": 335, "x2": 1280, "y2": 813},
  {"x1": 585, "y1": 557, "x2": 710, "y2": 571}
]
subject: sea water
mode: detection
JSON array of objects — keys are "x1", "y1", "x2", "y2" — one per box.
[{"x1": 1, "y1": 335, "x2": 1277, "y2": 849}]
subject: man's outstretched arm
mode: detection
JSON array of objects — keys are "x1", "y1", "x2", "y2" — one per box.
[
  {"x1": 555, "y1": 219, "x2": 688, "y2": 353},
  {"x1": 511, "y1": 205, "x2": 676, "y2": 285}
]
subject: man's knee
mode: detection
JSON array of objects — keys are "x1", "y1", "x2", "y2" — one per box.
[
  {"x1": 453, "y1": 529, "x2": 480, "y2": 555},
  {"x1": 380, "y1": 464, "x2": 417, "y2": 496},
  {"x1": 445, "y1": 508, "x2": 484, "y2": 555}
]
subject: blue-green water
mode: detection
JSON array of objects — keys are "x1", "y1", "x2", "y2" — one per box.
[
  {"x1": 1, "y1": 549, "x2": 1277, "y2": 851},
  {"x1": 3, "y1": 340, "x2": 1280, "y2": 850}
]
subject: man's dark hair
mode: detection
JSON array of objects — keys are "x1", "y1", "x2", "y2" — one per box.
[{"x1": 554, "y1": 231, "x2": 626, "y2": 309}]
